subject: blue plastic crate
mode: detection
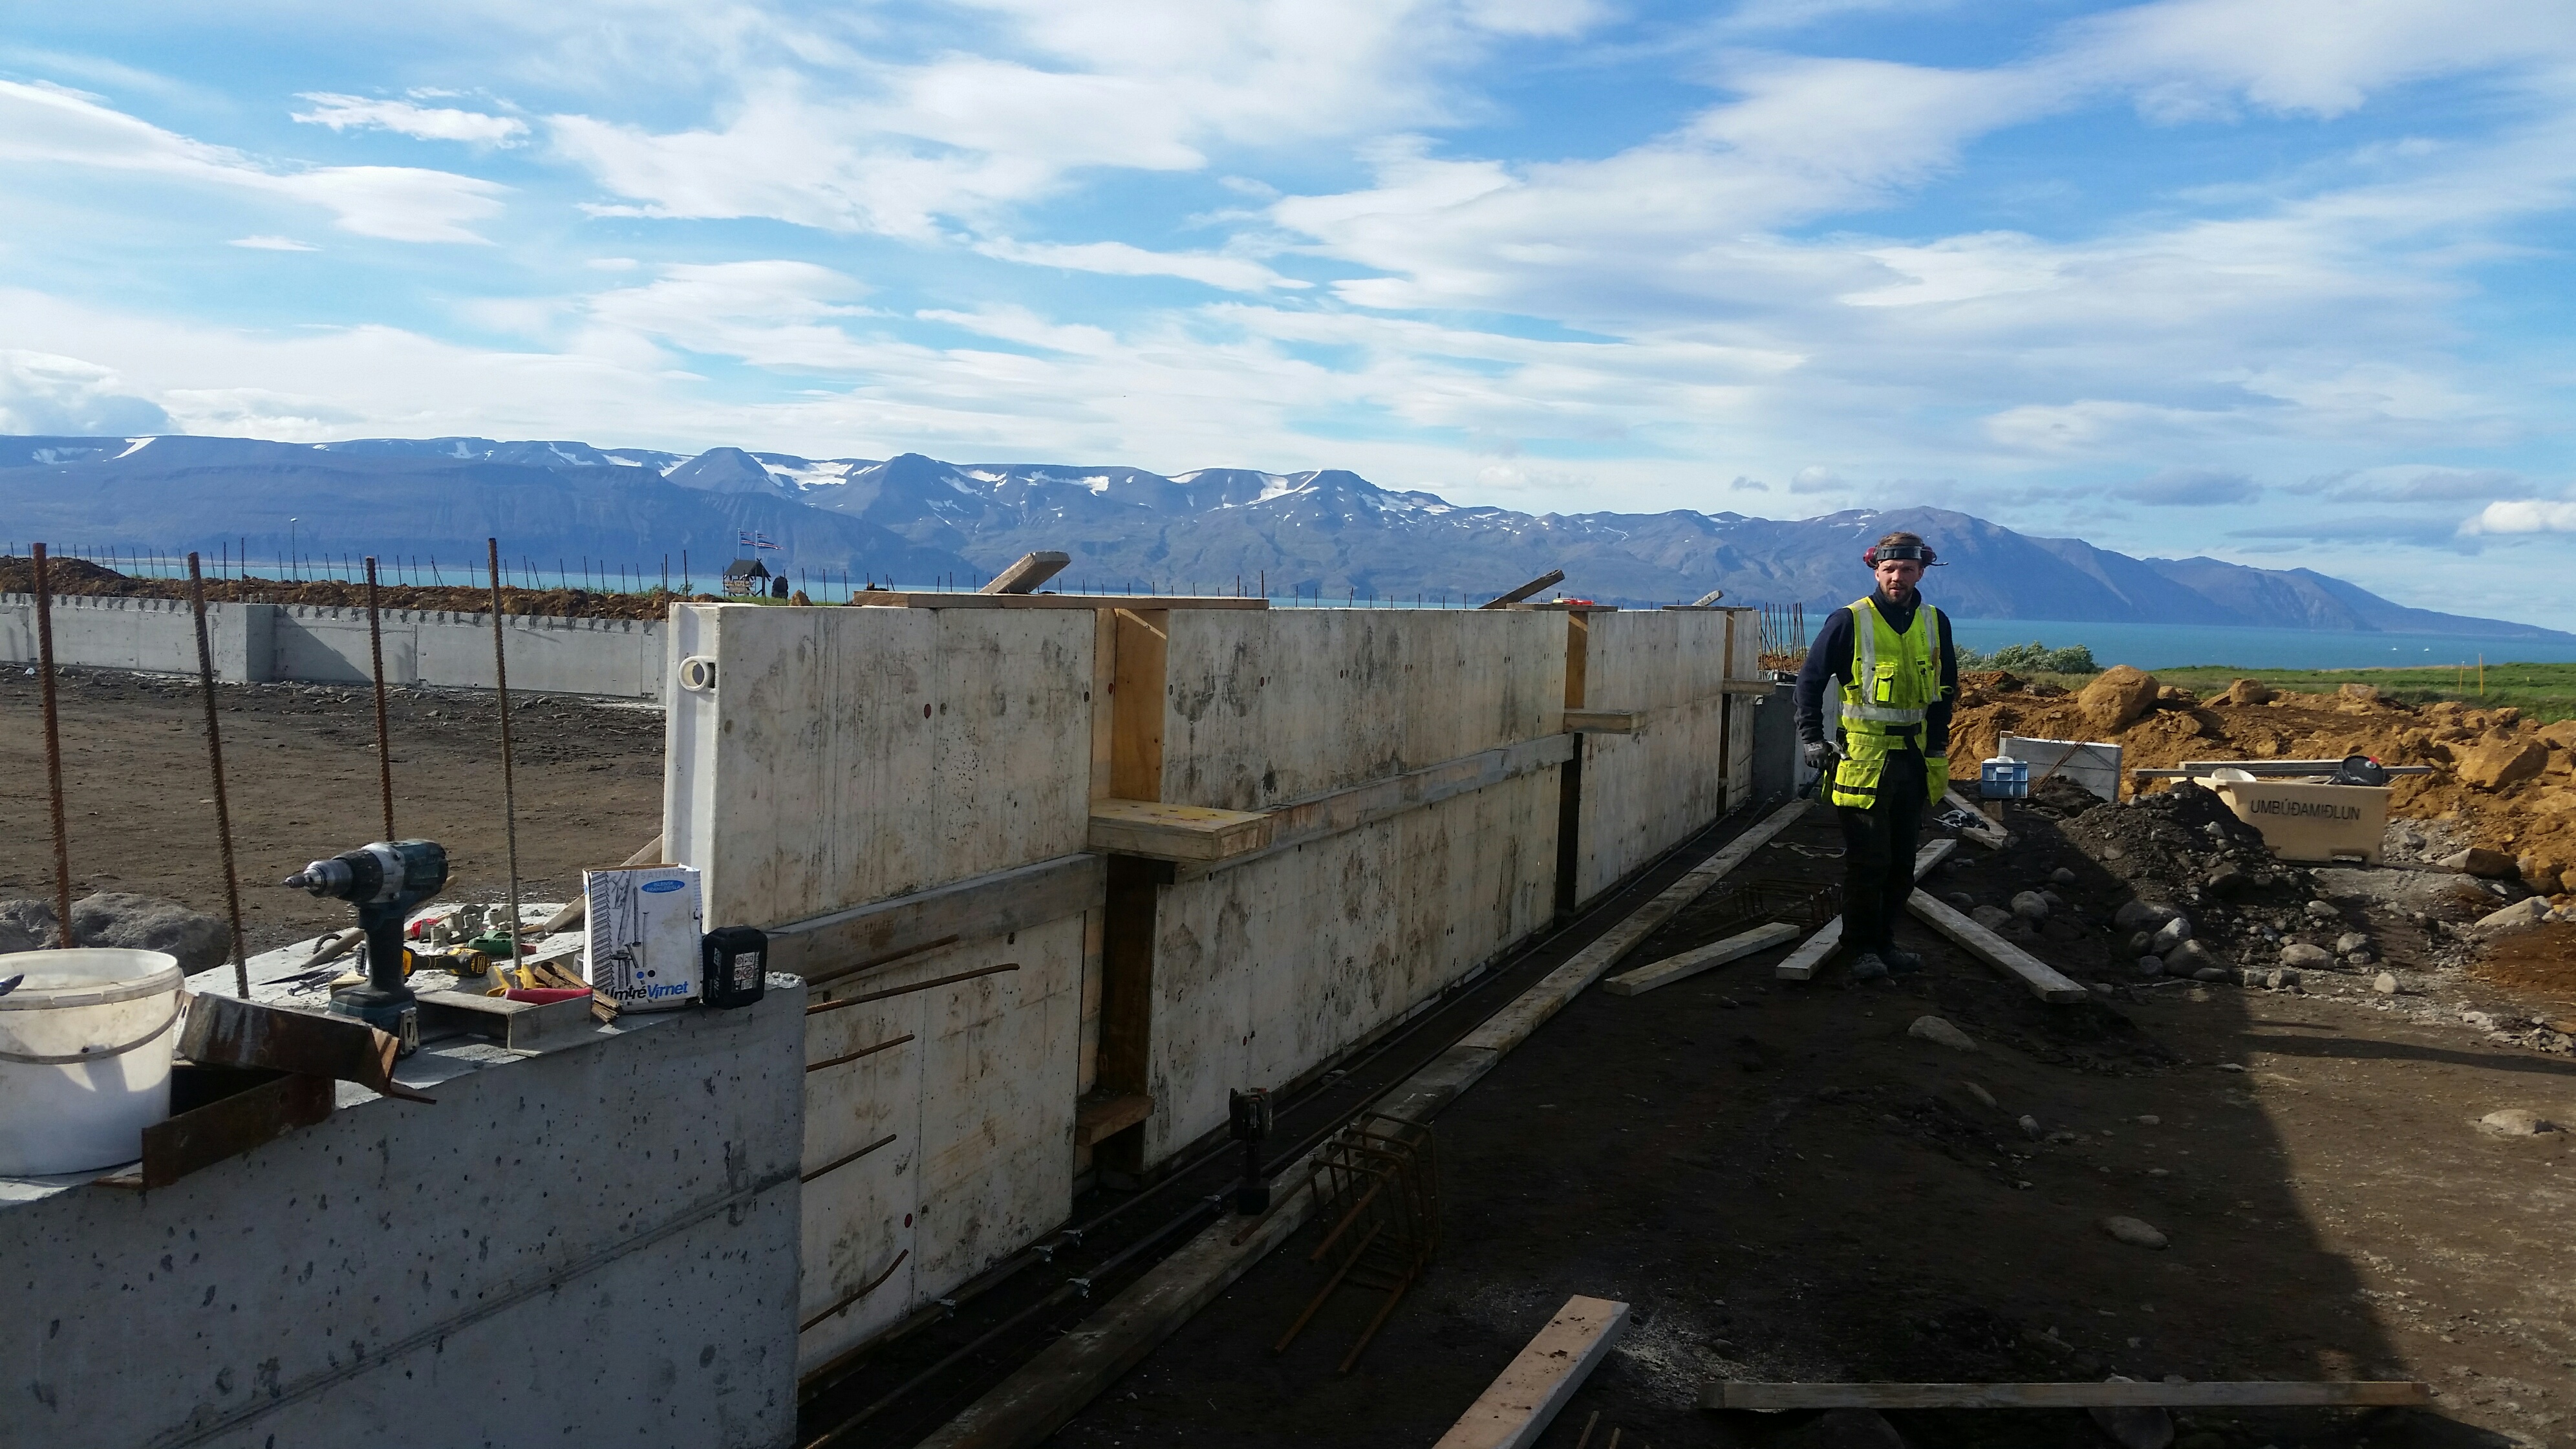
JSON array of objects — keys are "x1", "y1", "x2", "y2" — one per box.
[{"x1": 1979, "y1": 757, "x2": 2030, "y2": 799}]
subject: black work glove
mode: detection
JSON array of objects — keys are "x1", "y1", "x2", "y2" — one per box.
[{"x1": 1802, "y1": 739, "x2": 1839, "y2": 771}]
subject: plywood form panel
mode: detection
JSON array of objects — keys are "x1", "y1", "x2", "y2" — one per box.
[
  {"x1": 1159, "y1": 610, "x2": 1563, "y2": 809},
  {"x1": 1144, "y1": 769, "x2": 1556, "y2": 1161},
  {"x1": 799, "y1": 978, "x2": 926, "y2": 1369},
  {"x1": 663, "y1": 603, "x2": 1094, "y2": 931}
]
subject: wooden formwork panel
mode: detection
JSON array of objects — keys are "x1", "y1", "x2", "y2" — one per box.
[
  {"x1": 663, "y1": 603, "x2": 1096, "y2": 931},
  {"x1": 796, "y1": 917, "x2": 1088, "y2": 1372},
  {"x1": 1572, "y1": 610, "x2": 1746, "y2": 903}
]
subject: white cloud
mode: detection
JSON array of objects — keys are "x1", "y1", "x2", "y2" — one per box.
[
  {"x1": 0, "y1": 80, "x2": 506, "y2": 242},
  {"x1": 0, "y1": 349, "x2": 172, "y2": 435},
  {"x1": 228, "y1": 235, "x2": 319, "y2": 251},
  {"x1": 293, "y1": 93, "x2": 529, "y2": 146},
  {"x1": 2460, "y1": 499, "x2": 2576, "y2": 536},
  {"x1": 973, "y1": 238, "x2": 1307, "y2": 293}
]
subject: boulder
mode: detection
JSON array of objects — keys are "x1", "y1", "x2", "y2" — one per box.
[
  {"x1": 2081, "y1": 666, "x2": 2160, "y2": 733},
  {"x1": 2155, "y1": 685, "x2": 2198, "y2": 707},
  {"x1": 2162, "y1": 939, "x2": 2218, "y2": 974},
  {"x1": 2478, "y1": 1108, "x2": 2558, "y2": 1136},
  {"x1": 2474, "y1": 897, "x2": 2551, "y2": 938},
  {"x1": 2491, "y1": 707, "x2": 2524, "y2": 727},
  {"x1": 2222, "y1": 678, "x2": 2274, "y2": 706},
  {"x1": 2440, "y1": 846, "x2": 2517, "y2": 878},
  {"x1": 2374, "y1": 971, "x2": 2400, "y2": 994},
  {"x1": 2112, "y1": 899, "x2": 2176, "y2": 932},
  {"x1": 2193, "y1": 966, "x2": 2231, "y2": 982},
  {"x1": 0, "y1": 899, "x2": 59, "y2": 954},
  {"x1": 2338, "y1": 682, "x2": 2383, "y2": 707},
  {"x1": 2540, "y1": 720, "x2": 2576, "y2": 751},
  {"x1": 65, "y1": 892, "x2": 232, "y2": 973},
  {"x1": 2517, "y1": 855, "x2": 2563, "y2": 894},
  {"x1": 2334, "y1": 932, "x2": 2372, "y2": 956},
  {"x1": 2101, "y1": 1215, "x2": 2169, "y2": 1249},
  {"x1": 2010, "y1": 891, "x2": 2051, "y2": 922},
  {"x1": 2205, "y1": 863, "x2": 2251, "y2": 897},
  {"x1": 2149, "y1": 916, "x2": 2192, "y2": 952},
  {"x1": 1971, "y1": 905, "x2": 2013, "y2": 931},
  {"x1": 2279, "y1": 942, "x2": 2332, "y2": 970},
  {"x1": 2134, "y1": 956, "x2": 2165, "y2": 978},
  {"x1": 2458, "y1": 738, "x2": 2548, "y2": 792},
  {"x1": 1907, "y1": 1016, "x2": 1979, "y2": 1052}
]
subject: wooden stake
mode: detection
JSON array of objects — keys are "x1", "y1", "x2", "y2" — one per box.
[
  {"x1": 488, "y1": 539, "x2": 524, "y2": 968},
  {"x1": 363, "y1": 557, "x2": 396, "y2": 841},
  {"x1": 30, "y1": 544, "x2": 74, "y2": 947},
  {"x1": 186, "y1": 553, "x2": 252, "y2": 997}
]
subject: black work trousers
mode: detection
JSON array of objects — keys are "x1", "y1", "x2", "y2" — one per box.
[{"x1": 1836, "y1": 750, "x2": 1926, "y2": 957}]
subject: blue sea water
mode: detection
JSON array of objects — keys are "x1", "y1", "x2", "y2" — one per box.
[{"x1": 1948, "y1": 618, "x2": 2576, "y2": 672}]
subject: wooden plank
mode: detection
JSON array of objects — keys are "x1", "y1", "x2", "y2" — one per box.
[
  {"x1": 1433, "y1": 1296, "x2": 1632, "y2": 1449},
  {"x1": 1088, "y1": 799, "x2": 1275, "y2": 862},
  {"x1": 1603, "y1": 920, "x2": 1798, "y2": 996},
  {"x1": 1073, "y1": 1091, "x2": 1154, "y2": 1146},
  {"x1": 1776, "y1": 838, "x2": 1955, "y2": 982},
  {"x1": 761, "y1": 852, "x2": 1105, "y2": 980},
  {"x1": 1110, "y1": 608, "x2": 1167, "y2": 800},
  {"x1": 980, "y1": 551, "x2": 1069, "y2": 595},
  {"x1": 128, "y1": 1070, "x2": 334, "y2": 1189},
  {"x1": 1702, "y1": 1381, "x2": 2430, "y2": 1411},
  {"x1": 1479, "y1": 568, "x2": 1565, "y2": 609},
  {"x1": 852, "y1": 592, "x2": 1265, "y2": 610},
  {"x1": 1563, "y1": 709, "x2": 1642, "y2": 734},
  {"x1": 1940, "y1": 789, "x2": 2012, "y2": 850},
  {"x1": 1907, "y1": 890, "x2": 2089, "y2": 1002}
]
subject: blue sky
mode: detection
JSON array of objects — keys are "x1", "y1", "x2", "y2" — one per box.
[{"x1": 1, "y1": 1, "x2": 2571, "y2": 620}]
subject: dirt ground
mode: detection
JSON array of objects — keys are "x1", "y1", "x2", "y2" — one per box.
[
  {"x1": 1047, "y1": 803, "x2": 2576, "y2": 1449},
  {"x1": 0, "y1": 666, "x2": 665, "y2": 952}
]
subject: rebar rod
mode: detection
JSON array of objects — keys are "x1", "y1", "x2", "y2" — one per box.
[
  {"x1": 363, "y1": 557, "x2": 396, "y2": 841},
  {"x1": 488, "y1": 539, "x2": 525, "y2": 968},
  {"x1": 31, "y1": 544, "x2": 74, "y2": 947},
  {"x1": 186, "y1": 554, "x2": 252, "y2": 996}
]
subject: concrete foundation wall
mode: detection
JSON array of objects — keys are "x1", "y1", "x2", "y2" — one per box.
[
  {"x1": 0, "y1": 592, "x2": 663, "y2": 699},
  {"x1": 1574, "y1": 609, "x2": 1751, "y2": 903},
  {"x1": 0, "y1": 987, "x2": 806, "y2": 1449}
]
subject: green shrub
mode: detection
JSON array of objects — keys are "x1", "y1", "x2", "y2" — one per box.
[{"x1": 1962, "y1": 640, "x2": 2096, "y2": 674}]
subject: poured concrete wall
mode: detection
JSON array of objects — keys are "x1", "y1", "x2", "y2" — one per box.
[
  {"x1": 0, "y1": 592, "x2": 663, "y2": 698},
  {"x1": 660, "y1": 603, "x2": 1100, "y2": 1372},
  {"x1": 1574, "y1": 608, "x2": 1755, "y2": 903},
  {"x1": 0, "y1": 987, "x2": 806, "y2": 1449},
  {"x1": 1143, "y1": 610, "x2": 1563, "y2": 1161}
]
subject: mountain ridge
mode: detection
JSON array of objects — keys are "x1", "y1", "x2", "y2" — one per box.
[{"x1": 0, "y1": 433, "x2": 2557, "y2": 640}]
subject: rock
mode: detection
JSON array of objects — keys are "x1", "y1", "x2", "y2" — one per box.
[
  {"x1": 2493, "y1": 706, "x2": 2524, "y2": 726},
  {"x1": 2205, "y1": 863, "x2": 2251, "y2": 896},
  {"x1": 2149, "y1": 916, "x2": 2191, "y2": 952},
  {"x1": 2050, "y1": 867, "x2": 2077, "y2": 886},
  {"x1": 2440, "y1": 846, "x2": 2517, "y2": 877},
  {"x1": 2339, "y1": 682, "x2": 2383, "y2": 706},
  {"x1": 66, "y1": 892, "x2": 230, "y2": 972},
  {"x1": 2279, "y1": 943, "x2": 2332, "y2": 970},
  {"x1": 2134, "y1": 956, "x2": 2164, "y2": 978},
  {"x1": 2194, "y1": 966, "x2": 2230, "y2": 982},
  {"x1": 2269, "y1": 967, "x2": 2302, "y2": 990},
  {"x1": 2101, "y1": 1215, "x2": 2169, "y2": 1249},
  {"x1": 2478, "y1": 1108, "x2": 2559, "y2": 1136},
  {"x1": 2162, "y1": 939, "x2": 2218, "y2": 973},
  {"x1": 2529, "y1": 867, "x2": 2566, "y2": 897},
  {"x1": 0, "y1": 899, "x2": 59, "y2": 953},
  {"x1": 2089, "y1": 1395, "x2": 2176, "y2": 1449},
  {"x1": 2103, "y1": 845, "x2": 2125, "y2": 861},
  {"x1": 2348, "y1": 950, "x2": 2374, "y2": 967},
  {"x1": 1944, "y1": 891, "x2": 1974, "y2": 910},
  {"x1": 2304, "y1": 899, "x2": 2339, "y2": 920},
  {"x1": 2334, "y1": 932, "x2": 2372, "y2": 956},
  {"x1": 2113, "y1": 899, "x2": 2175, "y2": 932},
  {"x1": 2081, "y1": 665, "x2": 2160, "y2": 733},
  {"x1": 2126, "y1": 931, "x2": 2154, "y2": 956},
  {"x1": 2010, "y1": 891, "x2": 2051, "y2": 922},
  {"x1": 1960, "y1": 1080, "x2": 1996, "y2": 1109},
  {"x1": 1908, "y1": 1015, "x2": 1979, "y2": 1051},
  {"x1": 1971, "y1": 905, "x2": 2013, "y2": 931},
  {"x1": 2458, "y1": 739, "x2": 2548, "y2": 791},
  {"x1": 2238, "y1": 967, "x2": 2269, "y2": 989},
  {"x1": 2018, "y1": 1114, "x2": 2043, "y2": 1139},
  {"x1": 2221, "y1": 677, "x2": 2273, "y2": 706},
  {"x1": 2474, "y1": 897, "x2": 2551, "y2": 938}
]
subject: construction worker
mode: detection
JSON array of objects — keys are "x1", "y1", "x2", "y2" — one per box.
[{"x1": 1792, "y1": 530, "x2": 1958, "y2": 980}]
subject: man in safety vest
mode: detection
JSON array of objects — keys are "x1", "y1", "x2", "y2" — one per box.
[{"x1": 1792, "y1": 530, "x2": 1959, "y2": 980}]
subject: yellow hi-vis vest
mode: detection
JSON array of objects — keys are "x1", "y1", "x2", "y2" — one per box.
[{"x1": 1828, "y1": 596, "x2": 1949, "y2": 808}]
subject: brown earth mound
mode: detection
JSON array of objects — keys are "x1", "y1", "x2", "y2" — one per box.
[
  {"x1": 0, "y1": 556, "x2": 707, "y2": 621},
  {"x1": 1953, "y1": 669, "x2": 2576, "y2": 894}
]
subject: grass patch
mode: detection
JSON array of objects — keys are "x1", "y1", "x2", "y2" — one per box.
[{"x1": 2002, "y1": 661, "x2": 2576, "y2": 723}]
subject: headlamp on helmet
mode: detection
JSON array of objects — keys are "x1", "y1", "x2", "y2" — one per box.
[{"x1": 1862, "y1": 541, "x2": 1939, "y2": 567}]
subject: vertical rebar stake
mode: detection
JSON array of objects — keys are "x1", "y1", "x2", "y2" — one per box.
[
  {"x1": 487, "y1": 539, "x2": 525, "y2": 967},
  {"x1": 31, "y1": 544, "x2": 75, "y2": 947},
  {"x1": 364, "y1": 557, "x2": 396, "y2": 841},
  {"x1": 187, "y1": 553, "x2": 252, "y2": 996}
]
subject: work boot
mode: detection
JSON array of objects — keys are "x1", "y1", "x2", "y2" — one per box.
[
  {"x1": 1881, "y1": 947, "x2": 1925, "y2": 976},
  {"x1": 1847, "y1": 952, "x2": 1889, "y2": 982}
]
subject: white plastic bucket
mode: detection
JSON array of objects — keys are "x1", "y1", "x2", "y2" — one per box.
[{"x1": 0, "y1": 949, "x2": 182, "y2": 1175}]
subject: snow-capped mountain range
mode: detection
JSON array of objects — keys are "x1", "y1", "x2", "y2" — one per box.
[{"x1": 0, "y1": 432, "x2": 2558, "y2": 638}]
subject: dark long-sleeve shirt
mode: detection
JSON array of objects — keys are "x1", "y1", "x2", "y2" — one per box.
[{"x1": 1793, "y1": 594, "x2": 1959, "y2": 754}]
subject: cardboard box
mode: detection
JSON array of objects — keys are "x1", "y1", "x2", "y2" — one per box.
[
  {"x1": 583, "y1": 865, "x2": 704, "y2": 1011},
  {"x1": 2206, "y1": 778, "x2": 2389, "y2": 863}
]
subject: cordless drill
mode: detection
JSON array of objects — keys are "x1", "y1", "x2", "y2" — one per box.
[{"x1": 284, "y1": 840, "x2": 449, "y2": 1055}]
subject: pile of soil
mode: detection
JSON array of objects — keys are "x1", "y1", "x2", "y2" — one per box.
[
  {"x1": 1953, "y1": 669, "x2": 2576, "y2": 897},
  {"x1": 0, "y1": 555, "x2": 707, "y2": 621}
]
